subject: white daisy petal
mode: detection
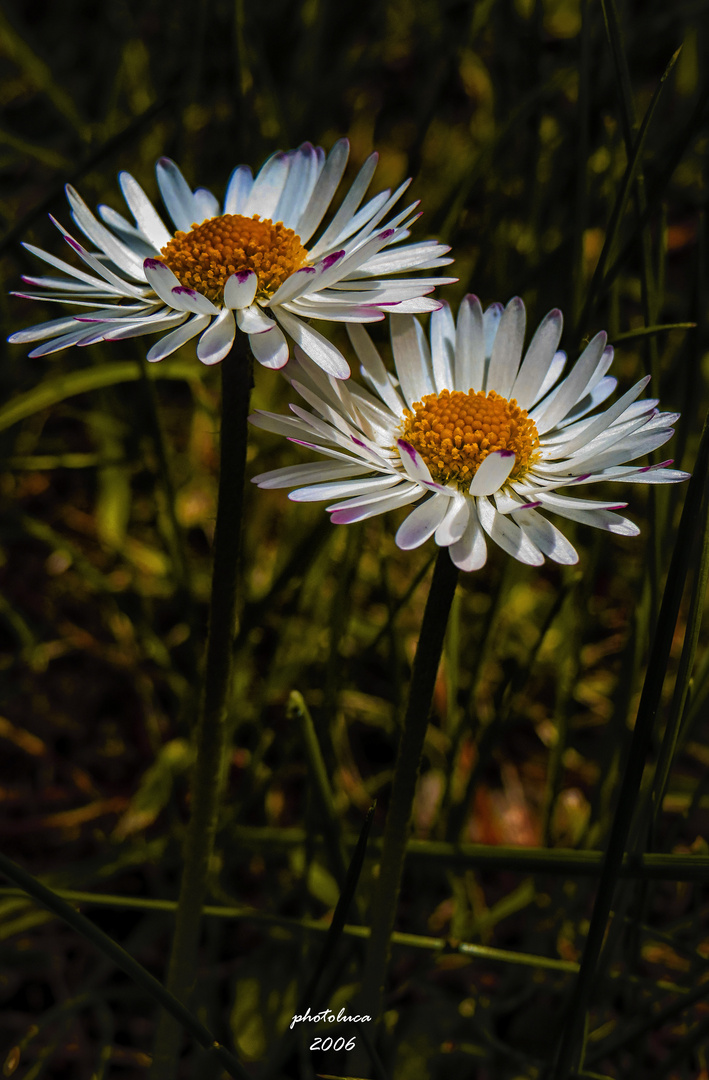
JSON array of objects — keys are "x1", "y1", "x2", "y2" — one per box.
[
  {"x1": 252, "y1": 461, "x2": 370, "y2": 488},
  {"x1": 347, "y1": 324, "x2": 405, "y2": 416},
  {"x1": 21, "y1": 241, "x2": 125, "y2": 293},
  {"x1": 555, "y1": 376, "x2": 617, "y2": 427},
  {"x1": 511, "y1": 308, "x2": 563, "y2": 409},
  {"x1": 275, "y1": 143, "x2": 324, "y2": 232},
  {"x1": 66, "y1": 185, "x2": 147, "y2": 280},
  {"x1": 477, "y1": 495, "x2": 545, "y2": 566},
  {"x1": 513, "y1": 508, "x2": 579, "y2": 564},
  {"x1": 275, "y1": 309, "x2": 350, "y2": 379},
  {"x1": 101, "y1": 311, "x2": 187, "y2": 341},
  {"x1": 618, "y1": 464, "x2": 690, "y2": 484},
  {"x1": 468, "y1": 450, "x2": 516, "y2": 496},
  {"x1": 118, "y1": 172, "x2": 172, "y2": 250},
  {"x1": 236, "y1": 304, "x2": 276, "y2": 333},
  {"x1": 385, "y1": 296, "x2": 443, "y2": 314},
  {"x1": 449, "y1": 503, "x2": 488, "y2": 571},
  {"x1": 52, "y1": 221, "x2": 148, "y2": 297},
  {"x1": 224, "y1": 270, "x2": 258, "y2": 309},
  {"x1": 483, "y1": 302, "x2": 504, "y2": 359},
  {"x1": 192, "y1": 187, "x2": 220, "y2": 224},
  {"x1": 268, "y1": 267, "x2": 319, "y2": 307},
  {"x1": 566, "y1": 427, "x2": 675, "y2": 473},
  {"x1": 244, "y1": 150, "x2": 291, "y2": 218},
  {"x1": 487, "y1": 296, "x2": 526, "y2": 398},
  {"x1": 285, "y1": 298, "x2": 383, "y2": 323},
  {"x1": 544, "y1": 376, "x2": 652, "y2": 459},
  {"x1": 435, "y1": 493, "x2": 470, "y2": 545},
  {"x1": 329, "y1": 483, "x2": 424, "y2": 524},
  {"x1": 391, "y1": 314, "x2": 435, "y2": 405},
  {"x1": 455, "y1": 294, "x2": 485, "y2": 392},
  {"x1": 171, "y1": 286, "x2": 219, "y2": 315},
  {"x1": 143, "y1": 258, "x2": 185, "y2": 305},
  {"x1": 540, "y1": 499, "x2": 640, "y2": 536},
  {"x1": 291, "y1": 474, "x2": 400, "y2": 503},
  {"x1": 156, "y1": 157, "x2": 197, "y2": 232},
  {"x1": 295, "y1": 138, "x2": 349, "y2": 243},
  {"x1": 359, "y1": 250, "x2": 453, "y2": 278},
  {"x1": 197, "y1": 308, "x2": 236, "y2": 365},
  {"x1": 532, "y1": 332, "x2": 608, "y2": 433},
  {"x1": 537, "y1": 492, "x2": 629, "y2": 513},
  {"x1": 248, "y1": 410, "x2": 312, "y2": 438},
  {"x1": 430, "y1": 300, "x2": 456, "y2": 392},
  {"x1": 9, "y1": 314, "x2": 91, "y2": 344},
  {"x1": 397, "y1": 440, "x2": 437, "y2": 486},
  {"x1": 306, "y1": 153, "x2": 379, "y2": 259},
  {"x1": 97, "y1": 205, "x2": 156, "y2": 257},
  {"x1": 28, "y1": 324, "x2": 107, "y2": 357},
  {"x1": 396, "y1": 493, "x2": 451, "y2": 550},
  {"x1": 146, "y1": 314, "x2": 211, "y2": 361},
  {"x1": 532, "y1": 350, "x2": 567, "y2": 406},
  {"x1": 249, "y1": 325, "x2": 290, "y2": 369},
  {"x1": 224, "y1": 165, "x2": 253, "y2": 214}
]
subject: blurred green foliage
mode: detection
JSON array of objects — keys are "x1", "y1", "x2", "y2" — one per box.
[{"x1": 1, "y1": 0, "x2": 709, "y2": 1077}]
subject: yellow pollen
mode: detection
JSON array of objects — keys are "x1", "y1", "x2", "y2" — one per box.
[
  {"x1": 401, "y1": 388, "x2": 540, "y2": 491},
  {"x1": 160, "y1": 213, "x2": 308, "y2": 304}
]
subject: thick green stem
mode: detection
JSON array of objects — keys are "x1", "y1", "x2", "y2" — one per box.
[
  {"x1": 359, "y1": 547, "x2": 459, "y2": 1022},
  {"x1": 150, "y1": 342, "x2": 252, "y2": 1080}
]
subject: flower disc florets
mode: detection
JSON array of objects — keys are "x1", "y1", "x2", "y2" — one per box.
[
  {"x1": 402, "y1": 388, "x2": 540, "y2": 491},
  {"x1": 160, "y1": 213, "x2": 308, "y2": 305}
]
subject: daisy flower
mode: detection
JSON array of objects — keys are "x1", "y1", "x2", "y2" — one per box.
[
  {"x1": 250, "y1": 296, "x2": 689, "y2": 570},
  {"x1": 8, "y1": 140, "x2": 455, "y2": 379}
]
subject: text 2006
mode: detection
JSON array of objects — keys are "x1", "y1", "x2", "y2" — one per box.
[{"x1": 309, "y1": 1036, "x2": 357, "y2": 1051}]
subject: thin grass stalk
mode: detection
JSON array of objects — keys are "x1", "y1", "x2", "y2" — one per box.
[
  {"x1": 647, "y1": 483, "x2": 709, "y2": 830},
  {"x1": 574, "y1": 37, "x2": 681, "y2": 340},
  {"x1": 550, "y1": 409, "x2": 709, "y2": 1080},
  {"x1": 150, "y1": 341, "x2": 253, "y2": 1080},
  {"x1": 0, "y1": 852, "x2": 249, "y2": 1080},
  {"x1": 359, "y1": 547, "x2": 459, "y2": 1023},
  {"x1": 572, "y1": 0, "x2": 590, "y2": 327}
]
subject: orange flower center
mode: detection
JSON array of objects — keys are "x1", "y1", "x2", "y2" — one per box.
[
  {"x1": 401, "y1": 388, "x2": 540, "y2": 491},
  {"x1": 160, "y1": 214, "x2": 308, "y2": 304}
]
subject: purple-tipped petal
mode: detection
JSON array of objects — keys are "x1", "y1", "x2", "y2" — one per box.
[
  {"x1": 397, "y1": 439, "x2": 437, "y2": 487},
  {"x1": 249, "y1": 325, "x2": 289, "y2": 369},
  {"x1": 396, "y1": 494, "x2": 450, "y2": 550},
  {"x1": 224, "y1": 270, "x2": 258, "y2": 309},
  {"x1": 171, "y1": 286, "x2": 218, "y2": 315},
  {"x1": 143, "y1": 259, "x2": 184, "y2": 306},
  {"x1": 196, "y1": 308, "x2": 236, "y2": 365},
  {"x1": 468, "y1": 450, "x2": 516, "y2": 496}
]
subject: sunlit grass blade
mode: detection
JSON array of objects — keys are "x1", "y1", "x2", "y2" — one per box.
[{"x1": 0, "y1": 358, "x2": 202, "y2": 433}]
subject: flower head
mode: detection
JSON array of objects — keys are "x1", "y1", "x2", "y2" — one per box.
[
  {"x1": 8, "y1": 141, "x2": 455, "y2": 378},
  {"x1": 250, "y1": 296, "x2": 689, "y2": 570}
]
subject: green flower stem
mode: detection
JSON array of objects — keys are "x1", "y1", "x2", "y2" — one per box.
[
  {"x1": 359, "y1": 546, "x2": 459, "y2": 1023},
  {"x1": 0, "y1": 851, "x2": 249, "y2": 1080},
  {"x1": 150, "y1": 342, "x2": 253, "y2": 1080}
]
